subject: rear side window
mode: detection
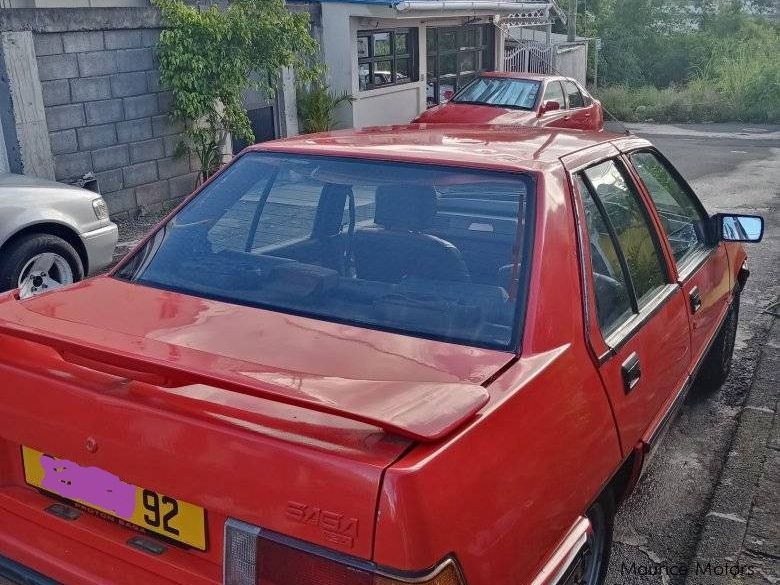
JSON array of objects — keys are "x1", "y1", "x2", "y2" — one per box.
[
  {"x1": 563, "y1": 81, "x2": 585, "y2": 108},
  {"x1": 582, "y1": 160, "x2": 667, "y2": 304},
  {"x1": 575, "y1": 176, "x2": 633, "y2": 335},
  {"x1": 629, "y1": 151, "x2": 708, "y2": 265},
  {"x1": 542, "y1": 81, "x2": 565, "y2": 108}
]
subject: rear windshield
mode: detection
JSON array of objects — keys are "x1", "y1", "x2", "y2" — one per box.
[
  {"x1": 117, "y1": 153, "x2": 534, "y2": 350},
  {"x1": 452, "y1": 77, "x2": 541, "y2": 110}
]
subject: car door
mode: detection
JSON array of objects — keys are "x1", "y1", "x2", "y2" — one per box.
[
  {"x1": 624, "y1": 149, "x2": 732, "y2": 370},
  {"x1": 571, "y1": 158, "x2": 691, "y2": 454},
  {"x1": 537, "y1": 80, "x2": 570, "y2": 127},
  {"x1": 562, "y1": 80, "x2": 595, "y2": 130}
]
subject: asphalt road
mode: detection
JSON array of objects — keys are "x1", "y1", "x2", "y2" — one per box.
[{"x1": 606, "y1": 123, "x2": 780, "y2": 585}]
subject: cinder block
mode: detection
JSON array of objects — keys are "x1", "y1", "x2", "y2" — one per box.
[
  {"x1": 124, "y1": 94, "x2": 158, "y2": 119},
  {"x1": 136, "y1": 180, "x2": 170, "y2": 207},
  {"x1": 77, "y1": 51, "x2": 118, "y2": 76},
  {"x1": 152, "y1": 114, "x2": 184, "y2": 137},
  {"x1": 62, "y1": 31, "x2": 104, "y2": 54},
  {"x1": 129, "y1": 138, "x2": 164, "y2": 163},
  {"x1": 104, "y1": 30, "x2": 142, "y2": 50},
  {"x1": 123, "y1": 160, "x2": 158, "y2": 187},
  {"x1": 41, "y1": 80, "x2": 70, "y2": 107},
  {"x1": 116, "y1": 48, "x2": 154, "y2": 73},
  {"x1": 54, "y1": 151, "x2": 92, "y2": 181},
  {"x1": 34, "y1": 33, "x2": 63, "y2": 57},
  {"x1": 157, "y1": 156, "x2": 190, "y2": 180},
  {"x1": 95, "y1": 168, "x2": 124, "y2": 193},
  {"x1": 92, "y1": 144, "x2": 129, "y2": 172},
  {"x1": 110, "y1": 71, "x2": 147, "y2": 98},
  {"x1": 46, "y1": 103, "x2": 86, "y2": 131},
  {"x1": 163, "y1": 134, "x2": 184, "y2": 157},
  {"x1": 70, "y1": 76, "x2": 111, "y2": 102},
  {"x1": 77, "y1": 124, "x2": 117, "y2": 150},
  {"x1": 104, "y1": 188, "x2": 137, "y2": 214},
  {"x1": 116, "y1": 118, "x2": 153, "y2": 143},
  {"x1": 146, "y1": 70, "x2": 162, "y2": 93},
  {"x1": 140, "y1": 29, "x2": 161, "y2": 48},
  {"x1": 85, "y1": 99, "x2": 124, "y2": 126},
  {"x1": 157, "y1": 91, "x2": 173, "y2": 113},
  {"x1": 37, "y1": 54, "x2": 78, "y2": 81},
  {"x1": 169, "y1": 172, "x2": 199, "y2": 198},
  {"x1": 49, "y1": 129, "x2": 77, "y2": 155}
]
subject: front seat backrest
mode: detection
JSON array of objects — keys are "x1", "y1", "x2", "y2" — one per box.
[{"x1": 353, "y1": 185, "x2": 469, "y2": 283}]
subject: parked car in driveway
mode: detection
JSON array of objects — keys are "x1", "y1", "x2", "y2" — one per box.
[
  {"x1": 0, "y1": 173, "x2": 118, "y2": 298},
  {"x1": 414, "y1": 72, "x2": 604, "y2": 131},
  {"x1": 0, "y1": 125, "x2": 761, "y2": 585}
]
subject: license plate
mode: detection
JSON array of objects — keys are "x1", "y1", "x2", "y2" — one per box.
[{"x1": 21, "y1": 446, "x2": 206, "y2": 550}]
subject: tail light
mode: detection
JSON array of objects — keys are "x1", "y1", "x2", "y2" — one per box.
[{"x1": 224, "y1": 519, "x2": 465, "y2": 585}]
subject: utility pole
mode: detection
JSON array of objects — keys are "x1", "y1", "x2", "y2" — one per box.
[{"x1": 567, "y1": 0, "x2": 577, "y2": 41}]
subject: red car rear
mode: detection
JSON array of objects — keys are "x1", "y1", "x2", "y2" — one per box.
[
  {"x1": 414, "y1": 72, "x2": 604, "y2": 131},
  {"x1": 0, "y1": 125, "x2": 762, "y2": 585}
]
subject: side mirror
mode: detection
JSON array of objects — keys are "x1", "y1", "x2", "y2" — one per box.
[
  {"x1": 539, "y1": 100, "x2": 561, "y2": 115},
  {"x1": 715, "y1": 213, "x2": 764, "y2": 243}
]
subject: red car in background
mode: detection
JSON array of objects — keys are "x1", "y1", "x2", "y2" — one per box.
[
  {"x1": 0, "y1": 125, "x2": 762, "y2": 585},
  {"x1": 415, "y1": 72, "x2": 604, "y2": 131}
]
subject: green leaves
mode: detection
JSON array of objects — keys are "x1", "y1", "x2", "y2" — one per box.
[
  {"x1": 296, "y1": 82, "x2": 355, "y2": 134},
  {"x1": 153, "y1": 0, "x2": 317, "y2": 179}
]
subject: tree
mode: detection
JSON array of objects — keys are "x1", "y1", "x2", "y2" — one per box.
[{"x1": 153, "y1": 0, "x2": 318, "y2": 181}]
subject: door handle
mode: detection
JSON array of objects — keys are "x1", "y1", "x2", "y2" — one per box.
[
  {"x1": 621, "y1": 352, "x2": 641, "y2": 393},
  {"x1": 689, "y1": 286, "x2": 702, "y2": 314}
]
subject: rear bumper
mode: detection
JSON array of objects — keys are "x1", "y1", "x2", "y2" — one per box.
[
  {"x1": 80, "y1": 223, "x2": 118, "y2": 275},
  {"x1": 0, "y1": 488, "x2": 219, "y2": 585},
  {"x1": 0, "y1": 554, "x2": 59, "y2": 585}
]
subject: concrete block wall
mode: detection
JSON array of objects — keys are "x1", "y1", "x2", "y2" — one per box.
[{"x1": 33, "y1": 27, "x2": 199, "y2": 216}]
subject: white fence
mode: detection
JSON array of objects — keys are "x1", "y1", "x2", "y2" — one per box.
[{"x1": 503, "y1": 39, "x2": 588, "y2": 84}]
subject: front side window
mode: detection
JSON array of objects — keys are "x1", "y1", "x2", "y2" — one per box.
[
  {"x1": 542, "y1": 81, "x2": 565, "y2": 108},
  {"x1": 452, "y1": 77, "x2": 541, "y2": 110},
  {"x1": 629, "y1": 151, "x2": 708, "y2": 265},
  {"x1": 358, "y1": 29, "x2": 418, "y2": 91},
  {"x1": 117, "y1": 153, "x2": 533, "y2": 350},
  {"x1": 582, "y1": 160, "x2": 667, "y2": 304},
  {"x1": 563, "y1": 81, "x2": 584, "y2": 108}
]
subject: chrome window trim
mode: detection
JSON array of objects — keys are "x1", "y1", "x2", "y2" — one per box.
[{"x1": 601, "y1": 283, "x2": 681, "y2": 360}]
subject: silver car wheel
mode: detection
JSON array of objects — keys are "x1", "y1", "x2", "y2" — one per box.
[{"x1": 17, "y1": 252, "x2": 74, "y2": 299}]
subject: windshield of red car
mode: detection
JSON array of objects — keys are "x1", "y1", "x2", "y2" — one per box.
[
  {"x1": 116, "y1": 153, "x2": 534, "y2": 350},
  {"x1": 452, "y1": 77, "x2": 541, "y2": 110}
]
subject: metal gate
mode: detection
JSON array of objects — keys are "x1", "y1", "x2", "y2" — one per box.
[{"x1": 504, "y1": 41, "x2": 553, "y2": 74}]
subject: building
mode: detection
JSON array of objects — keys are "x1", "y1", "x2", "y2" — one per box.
[
  {"x1": 308, "y1": 0, "x2": 563, "y2": 127},
  {"x1": 0, "y1": 0, "x2": 562, "y2": 217}
]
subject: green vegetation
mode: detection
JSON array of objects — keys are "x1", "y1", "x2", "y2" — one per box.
[
  {"x1": 563, "y1": 0, "x2": 780, "y2": 123},
  {"x1": 153, "y1": 0, "x2": 317, "y2": 181},
  {"x1": 296, "y1": 81, "x2": 355, "y2": 134}
]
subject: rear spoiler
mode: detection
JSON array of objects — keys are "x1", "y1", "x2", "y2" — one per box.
[{"x1": 0, "y1": 317, "x2": 489, "y2": 443}]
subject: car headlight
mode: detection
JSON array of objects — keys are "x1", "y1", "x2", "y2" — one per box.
[{"x1": 92, "y1": 197, "x2": 109, "y2": 221}]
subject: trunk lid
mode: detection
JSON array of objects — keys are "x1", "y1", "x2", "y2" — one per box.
[{"x1": 0, "y1": 277, "x2": 513, "y2": 568}]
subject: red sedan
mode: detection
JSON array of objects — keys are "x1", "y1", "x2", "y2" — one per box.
[
  {"x1": 0, "y1": 125, "x2": 762, "y2": 585},
  {"x1": 414, "y1": 72, "x2": 604, "y2": 131}
]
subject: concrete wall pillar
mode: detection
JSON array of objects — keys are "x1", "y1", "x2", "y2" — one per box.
[
  {"x1": 1, "y1": 31, "x2": 55, "y2": 179},
  {"x1": 277, "y1": 66, "x2": 299, "y2": 138}
]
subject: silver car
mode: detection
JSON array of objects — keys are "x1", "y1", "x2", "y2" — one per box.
[{"x1": 0, "y1": 173, "x2": 118, "y2": 298}]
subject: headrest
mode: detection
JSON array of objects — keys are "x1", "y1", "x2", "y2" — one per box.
[{"x1": 374, "y1": 185, "x2": 436, "y2": 231}]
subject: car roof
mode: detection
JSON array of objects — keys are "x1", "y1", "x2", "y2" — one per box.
[
  {"x1": 250, "y1": 124, "x2": 634, "y2": 173},
  {"x1": 480, "y1": 71, "x2": 570, "y2": 82}
]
